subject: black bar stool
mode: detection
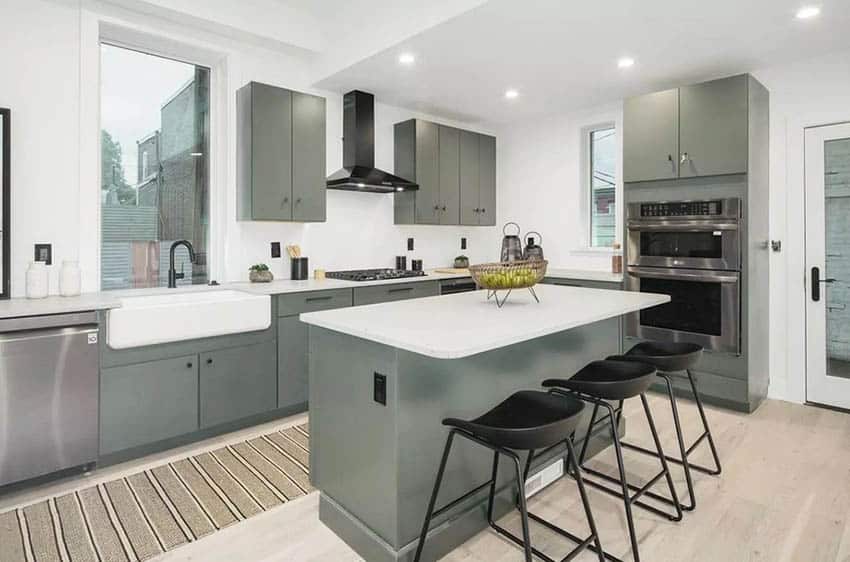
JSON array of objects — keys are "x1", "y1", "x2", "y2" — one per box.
[
  {"x1": 543, "y1": 360, "x2": 682, "y2": 562},
  {"x1": 413, "y1": 390, "x2": 606, "y2": 562},
  {"x1": 607, "y1": 341, "x2": 722, "y2": 512}
]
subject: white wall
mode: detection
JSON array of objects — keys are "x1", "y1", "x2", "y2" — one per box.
[
  {"x1": 0, "y1": 0, "x2": 501, "y2": 297},
  {"x1": 495, "y1": 102, "x2": 623, "y2": 271}
]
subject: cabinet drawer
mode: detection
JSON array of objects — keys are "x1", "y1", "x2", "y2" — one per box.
[
  {"x1": 100, "y1": 355, "x2": 199, "y2": 455},
  {"x1": 277, "y1": 288, "x2": 353, "y2": 316},
  {"x1": 353, "y1": 281, "x2": 440, "y2": 306}
]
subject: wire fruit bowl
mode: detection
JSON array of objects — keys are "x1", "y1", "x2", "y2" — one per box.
[{"x1": 469, "y1": 260, "x2": 548, "y2": 307}]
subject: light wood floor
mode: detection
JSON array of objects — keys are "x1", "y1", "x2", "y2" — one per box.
[{"x1": 4, "y1": 395, "x2": 850, "y2": 562}]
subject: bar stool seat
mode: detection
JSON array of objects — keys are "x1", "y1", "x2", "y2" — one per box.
[
  {"x1": 444, "y1": 390, "x2": 584, "y2": 450},
  {"x1": 606, "y1": 341, "x2": 722, "y2": 513},
  {"x1": 543, "y1": 360, "x2": 657, "y2": 400},
  {"x1": 414, "y1": 390, "x2": 606, "y2": 562}
]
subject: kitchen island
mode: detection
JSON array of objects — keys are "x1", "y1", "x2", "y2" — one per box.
[{"x1": 301, "y1": 284, "x2": 669, "y2": 562}]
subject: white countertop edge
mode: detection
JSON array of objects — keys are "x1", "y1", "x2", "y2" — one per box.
[{"x1": 301, "y1": 290, "x2": 668, "y2": 359}]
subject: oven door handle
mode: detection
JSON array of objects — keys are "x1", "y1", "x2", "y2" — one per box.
[
  {"x1": 627, "y1": 267, "x2": 739, "y2": 284},
  {"x1": 627, "y1": 221, "x2": 739, "y2": 232}
]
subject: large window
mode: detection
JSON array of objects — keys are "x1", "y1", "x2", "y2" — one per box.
[
  {"x1": 588, "y1": 126, "x2": 616, "y2": 247},
  {"x1": 100, "y1": 44, "x2": 210, "y2": 290}
]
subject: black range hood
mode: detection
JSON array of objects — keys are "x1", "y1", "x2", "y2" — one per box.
[{"x1": 326, "y1": 90, "x2": 418, "y2": 193}]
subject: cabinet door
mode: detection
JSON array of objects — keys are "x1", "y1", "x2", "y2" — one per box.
[
  {"x1": 278, "y1": 316, "x2": 308, "y2": 411},
  {"x1": 292, "y1": 91, "x2": 326, "y2": 222},
  {"x1": 438, "y1": 125, "x2": 460, "y2": 225},
  {"x1": 623, "y1": 88, "x2": 679, "y2": 183},
  {"x1": 414, "y1": 121, "x2": 440, "y2": 224},
  {"x1": 252, "y1": 84, "x2": 293, "y2": 220},
  {"x1": 459, "y1": 130, "x2": 480, "y2": 226},
  {"x1": 679, "y1": 74, "x2": 748, "y2": 178},
  {"x1": 478, "y1": 134, "x2": 497, "y2": 226},
  {"x1": 100, "y1": 355, "x2": 199, "y2": 455},
  {"x1": 200, "y1": 341, "x2": 277, "y2": 428}
]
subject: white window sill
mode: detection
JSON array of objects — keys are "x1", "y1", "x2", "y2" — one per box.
[{"x1": 571, "y1": 247, "x2": 618, "y2": 256}]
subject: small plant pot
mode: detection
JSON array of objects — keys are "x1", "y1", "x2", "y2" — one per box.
[{"x1": 249, "y1": 269, "x2": 274, "y2": 283}]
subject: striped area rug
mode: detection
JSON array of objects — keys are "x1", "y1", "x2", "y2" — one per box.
[{"x1": 0, "y1": 422, "x2": 312, "y2": 562}]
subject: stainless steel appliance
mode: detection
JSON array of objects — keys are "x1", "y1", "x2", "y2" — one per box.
[
  {"x1": 627, "y1": 198, "x2": 741, "y2": 271},
  {"x1": 439, "y1": 277, "x2": 478, "y2": 294},
  {"x1": 625, "y1": 198, "x2": 742, "y2": 354},
  {"x1": 0, "y1": 312, "x2": 99, "y2": 487},
  {"x1": 327, "y1": 268, "x2": 426, "y2": 282}
]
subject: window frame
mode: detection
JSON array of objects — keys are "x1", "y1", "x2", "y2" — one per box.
[
  {"x1": 581, "y1": 121, "x2": 618, "y2": 251},
  {"x1": 92, "y1": 23, "x2": 227, "y2": 290}
]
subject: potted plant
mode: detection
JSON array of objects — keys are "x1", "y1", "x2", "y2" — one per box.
[{"x1": 249, "y1": 263, "x2": 274, "y2": 283}]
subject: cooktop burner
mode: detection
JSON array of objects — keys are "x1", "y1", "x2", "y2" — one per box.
[{"x1": 326, "y1": 268, "x2": 426, "y2": 282}]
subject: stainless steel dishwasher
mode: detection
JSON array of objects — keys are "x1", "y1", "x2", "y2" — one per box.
[{"x1": 0, "y1": 312, "x2": 99, "y2": 487}]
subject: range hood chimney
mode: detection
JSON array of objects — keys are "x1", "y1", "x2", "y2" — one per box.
[{"x1": 326, "y1": 90, "x2": 418, "y2": 193}]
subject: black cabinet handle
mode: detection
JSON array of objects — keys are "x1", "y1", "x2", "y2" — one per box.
[
  {"x1": 186, "y1": 362, "x2": 193, "y2": 368},
  {"x1": 306, "y1": 296, "x2": 333, "y2": 302},
  {"x1": 388, "y1": 287, "x2": 414, "y2": 294},
  {"x1": 206, "y1": 358, "x2": 213, "y2": 365},
  {"x1": 480, "y1": 208, "x2": 486, "y2": 213}
]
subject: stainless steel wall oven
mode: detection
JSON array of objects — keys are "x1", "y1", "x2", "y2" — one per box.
[{"x1": 625, "y1": 198, "x2": 742, "y2": 354}]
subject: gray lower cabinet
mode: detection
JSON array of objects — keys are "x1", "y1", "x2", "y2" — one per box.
[
  {"x1": 395, "y1": 119, "x2": 496, "y2": 226},
  {"x1": 352, "y1": 281, "x2": 440, "y2": 306},
  {"x1": 623, "y1": 73, "x2": 754, "y2": 183},
  {"x1": 200, "y1": 341, "x2": 277, "y2": 428},
  {"x1": 100, "y1": 355, "x2": 199, "y2": 455},
  {"x1": 237, "y1": 81, "x2": 326, "y2": 222},
  {"x1": 277, "y1": 288, "x2": 354, "y2": 411},
  {"x1": 278, "y1": 316, "x2": 308, "y2": 410}
]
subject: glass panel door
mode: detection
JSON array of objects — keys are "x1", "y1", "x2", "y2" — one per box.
[{"x1": 806, "y1": 123, "x2": 850, "y2": 408}]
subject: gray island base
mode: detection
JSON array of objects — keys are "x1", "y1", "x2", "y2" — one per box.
[{"x1": 303, "y1": 285, "x2": 669, "y2": 562}]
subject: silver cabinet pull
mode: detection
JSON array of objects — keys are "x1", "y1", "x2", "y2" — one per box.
[{"x1": 680, "y1": 152, "x2": 690, "y2": 164}]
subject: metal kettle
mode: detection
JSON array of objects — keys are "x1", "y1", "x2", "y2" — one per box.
[
  {"x1": 500, "y1": 222, "x2": 524, "y2": 262},
  {"x1": 523, "y1": 232, "x2": 544, "y2": 261}
]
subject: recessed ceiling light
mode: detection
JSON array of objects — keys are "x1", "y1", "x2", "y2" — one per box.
[
  {"x1": 504, "y1": 89, "x2": 519, "y2": 99},
  {"x1": 618, "y1": 57, "x2": 635, "y2": 69},
  {"x1": 796, "y1": 5, "x2": 821, "y2": 19},
  {"x1": 398, "y1": 53, "x2": 415, "y2": 65}
]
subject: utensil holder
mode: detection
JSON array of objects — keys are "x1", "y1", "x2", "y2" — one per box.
[{"x1": 291, "y1": 257, "x2": 309, "y2": 280}]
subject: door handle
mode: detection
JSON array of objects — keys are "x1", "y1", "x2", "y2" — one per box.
[
  {"x1": 680, "y1": 152, "x2": 690, "y2": 165},
  {"x1": 388, "y1": 287, "x2": 414, "y2": 294},
  {"x1": 812, "y1": 267, "x2": 834, "y2": 301}
]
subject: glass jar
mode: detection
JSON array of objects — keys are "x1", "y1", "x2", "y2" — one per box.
[
  {"x1": 26, "y1": 261, "x2": 49, "y2": 299},
  {"x1": 60, "y1": 260, "x2": 82, "y2": 297}
]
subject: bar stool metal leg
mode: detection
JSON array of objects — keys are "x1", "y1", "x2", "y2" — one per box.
[
  {"x1": 414, "y1": 430, "x2": 457, "y2": 562},
  {"x1": 688, "y1": 369, "x2": 722, "y2": 475}
]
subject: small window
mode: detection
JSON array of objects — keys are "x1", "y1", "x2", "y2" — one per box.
[
  {"x1": 100, "y1": 43, "x2": 210, "y2": 290},
  {"x1": 589, "y1": 126, "x2": 616, "y2": 248}
]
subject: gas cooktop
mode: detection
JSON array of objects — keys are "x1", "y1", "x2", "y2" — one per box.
[{"x1": 326, "y1": 269, "x2": 426, "y2": 282}]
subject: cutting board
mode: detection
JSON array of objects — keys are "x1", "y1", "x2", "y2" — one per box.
[{"x1": 434, "y1": 268, "x2": 470, "y2": 274}]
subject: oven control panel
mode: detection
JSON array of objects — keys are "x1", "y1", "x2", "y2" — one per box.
[{"x1": 640, "y1": 200, "x2": 723, "y2": 217}]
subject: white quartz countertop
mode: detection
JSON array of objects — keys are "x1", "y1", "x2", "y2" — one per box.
[
  {"x1": 301, "y1": 284, "x2": 667, "y2": 359},
  {"x1": 0, "y1": 267, "x2": 623, "y2": 320}
]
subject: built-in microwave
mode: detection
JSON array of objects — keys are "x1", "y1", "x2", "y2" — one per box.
[{"x1": 627, "y1": 198, "x2": 741, "y2": 271}]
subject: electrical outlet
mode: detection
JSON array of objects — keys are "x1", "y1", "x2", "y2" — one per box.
[
  {"x1": 271, "y1": 242, "x2": 281, "y2": 258},
  {"x1": 461, "y1": 237, "x2": 467, "y2": 250},
  {"x1": 373, "y1": 372, "x2": 387, "y2": 406},
  {"x1": 34, "y1": 244, "x2": 52, "y2": 265},
  {"x1": 407, "y1": 237, "x2": 414, "y2": 251}
]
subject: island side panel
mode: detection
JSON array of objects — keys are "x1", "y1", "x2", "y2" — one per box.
[
  {"x1": 309, "y1": 326, "x2": 401, "y2": 547},
  {"x1": 395, "y1": 317, "x2": 621, "y2": 557}
]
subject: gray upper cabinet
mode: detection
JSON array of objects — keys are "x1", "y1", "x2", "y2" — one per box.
[
  {"x1": 624, "y1": 74, "x2": 752, "y2": 183},
  {"x1": 623, "y1": 88, "x2": 679, "y2": 183},
  {"x1": 395, "y1": 119, "x2": 496, "y2": 226},
  {"x1": 237, "y1": 82, "x2": 326, "y2": 222},
  {"x1": 679, "y1": 74, "x2": 749, "y2": 178},
  {"x1": 477, "y1": 134, "x2": 497, "y2": 226},
  {"x1": 459, "y1": 130, "x2": 480, "y2": 225},
  {"x1": 438, "y1": 125, "x2": 460, "y2": 225}
]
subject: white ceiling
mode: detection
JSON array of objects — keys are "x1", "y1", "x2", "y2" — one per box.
[{"x1": 313, "y1": 0, "x2": 850, "y2": 125}]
